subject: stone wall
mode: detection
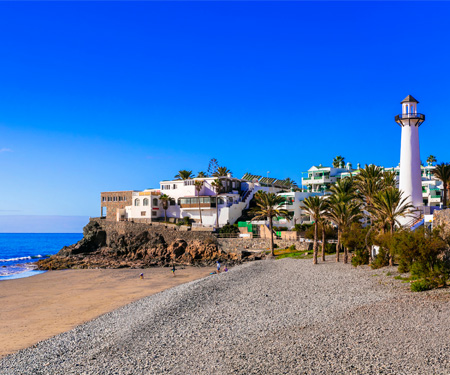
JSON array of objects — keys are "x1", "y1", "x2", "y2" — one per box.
[
  {"x1": 217, "y1": 238, "x2": 310, "y2": 252},
  {"x1": 90, "y1": 218, "x2": 215, "y2": 246},
  {"x1": 100, "y1": 191, "x2": 134, "y2": 220}
]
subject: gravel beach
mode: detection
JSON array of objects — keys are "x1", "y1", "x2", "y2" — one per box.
[{"x1": 2, "y1": 258, "x2": 450, "y2": 374}]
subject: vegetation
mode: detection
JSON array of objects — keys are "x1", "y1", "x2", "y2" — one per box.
[
  {"x1": 302, "y1": 196, "x2": 327, "y2": 264},
  {"x1": 211, "y1": 178, "x2": 223, "y2": 228},
  {"x1": 219, "y1": 224, "x2": 240, "y2": 234},
  {"x1": 213, "y1": 166, "x2": 232, "y2": 177},
  {"x1": 432, "y1": 162, "x2": 450, "y2": 207},
  {"x1": 197, "y1": 171, "x2": 207, "y2": 178},
  {"x1": 250, "y1": 191, "x2": 290, "y2": 257},
  {"x1": 332, "y1": 155, "x2": 345, "y2": 168},
  {"x1": 159, "y1": 194, "x2": 171, "y2": 223},
  {"x1": 194, "y1": 180, "x2": 204, "y2": 224},
  {"x1": 174, "y1": 170, "x2": 194, "y2": 180},
  {"x1": 427, "y1": 155, "x2": 437, "y2": 166},
  {"x1": 207, "y1": 158, "x2": 219, "y2": 177}
]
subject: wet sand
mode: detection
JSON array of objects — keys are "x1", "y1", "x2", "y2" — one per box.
[{"x1": 0, "y1": 266, "x2": 214, "y2": 357}]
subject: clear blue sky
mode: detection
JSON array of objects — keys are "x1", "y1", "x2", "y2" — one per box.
[{"x1": 0, "y1": 1, "x2": 449, "y2": 231}]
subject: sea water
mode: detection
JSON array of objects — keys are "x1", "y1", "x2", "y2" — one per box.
[{"x1": 0, "y1": 233, "x2": 83, "y2": 281}]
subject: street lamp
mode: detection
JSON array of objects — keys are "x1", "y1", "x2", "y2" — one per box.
[{"x1": 267, "y1": 171, "x2": 270, "y2": 192}]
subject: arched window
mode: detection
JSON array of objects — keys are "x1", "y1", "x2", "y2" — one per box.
[
  {"x1": 153, "y1": 198, "x2": 158, "y2": 206},
  {"x1": 143, "y1": 198, "x2": 149, "y2": 206},
  {"x1": 134, "y1": 198, "x2": 140, "y2": 206}
]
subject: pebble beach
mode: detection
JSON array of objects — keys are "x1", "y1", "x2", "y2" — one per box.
[{"x1": 2, "y1": 258, "x2": 450, "y2": 374}]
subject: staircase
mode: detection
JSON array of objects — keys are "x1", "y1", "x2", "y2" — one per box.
[{"x1": 404, "y1": 214, "x2": 424, "y2": 231}]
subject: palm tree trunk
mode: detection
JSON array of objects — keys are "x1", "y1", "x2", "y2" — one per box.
[
  {"x1": 198, "y1": 200, "x2": 202, "y2": 224},
  {"x1": 344, "y1": 246, "x2": 348, "y2": 264},
  {"x1": 313, "y1": 222, "x2": 318, "y2": 264},
  {"x1": 336, "y1": 229, "x2": 340, "y2": 262},
  {"x1": 269, "y1": 216, "x2": 275, "y2": 257},
  {"x1": 388, "y1": 223, "x2": 394, "y2": 266},
  {"x1": 215, "y1": 194, "x2": 219, "y2": 228},
  {"x1": 444, "y1": 182, "x2": 448, "y2": 208},
  {"x1": 164, "y1": 209, "x2": 167, "y2": 223},
  {"x1": 321, "y1": 224, "x2": 326, "y2": 262}
]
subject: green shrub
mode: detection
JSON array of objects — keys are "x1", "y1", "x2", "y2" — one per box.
[
  {"x1": 351, "y1": 248, "x2": 369, "y2": 267},
  {"x1": 371, "y1": 246, "x2": 390, "y2": 269},
  {"x1": 411, "y1": 279, "x2": 436, "y2": 292},
  {"x1": 288, "y1": 244, "x2": 296, "y2": 251},
  {"x1": 219, "y1": 224, "x2": 240, "y2": 234}
]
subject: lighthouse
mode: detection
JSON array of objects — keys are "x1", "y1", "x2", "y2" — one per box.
[{"x1": 395, "y1": 95, "x2": 425, "y2": 209}]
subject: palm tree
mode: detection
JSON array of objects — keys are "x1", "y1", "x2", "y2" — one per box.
[
  {"x1": 432, "y1": 162, "x2": 450, "y2": 208},
  {"x1": 328, "y1": 178, "x2": 355, "y2": 203},
  {"x1": 326, "y1": 198, "x2": 361, "y2": 263},
  {"x1": 194, "y1": 180, "x2": 204, "y2": 224},
  {"x1": 213, "y1": 166, "x2": 231, "y2": 177},
  {"x1": 371, "y1": 187, "x2": 414, "y2": 266},
  {"x1": 211, "y1": 178, "x2": 223, "y2": 228},
  {"x1": 354, "y1": 165, "x2": 385, "y2": 262},
  {"x1": 283, "y1": 178, "x2": 297, "y2": 190},
  {"x1": 174, "y1": 170, "x2": 194, "y2": 180},
  {"x1": 159, "y1": 194, "x2": 171, "y2": 223},
  {"x1": 197, "y1": 171, "x2": 207, "y2": 178},
  {"x1": 250, "y1": 192, "x2": 290, "y2": 257},
  {"x1": 303, "y1": 196, "x2": 327, "y2": 264},
  {"x1": 382, "y1": 171, "x2": 397, "y2": 190},
  {"x1": 427, "y1": 155, "x2": 437, "y2": 166},
  {"x1": 332, "y1": 155, "x2": 345, "y2": 168}
]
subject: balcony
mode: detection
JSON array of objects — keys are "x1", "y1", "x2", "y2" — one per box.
[
  {"x1": 179, "y1": 197, "x2": 216, "y2": 209},
  {"x1": 395, "y1": 113, "x2": 425, "y2": 126}
]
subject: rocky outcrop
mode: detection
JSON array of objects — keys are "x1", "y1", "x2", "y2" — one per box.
[
  {"x1": 37, "y1": 219, "x2": 260, "y2": 270},
  {"x1": 434, "y1": 209, "x2": 450, "y2": 239}
]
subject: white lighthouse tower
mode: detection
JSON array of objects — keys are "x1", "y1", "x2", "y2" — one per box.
[{"x1": 395, "y1": 95, "x2": 425, "y2": 210}]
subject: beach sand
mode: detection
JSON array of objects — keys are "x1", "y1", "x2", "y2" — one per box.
[{"x1": 0, "y1": 266, "x2": 214, "y2": 357}]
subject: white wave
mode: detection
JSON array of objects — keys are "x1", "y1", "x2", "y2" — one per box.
[{"x1": 0, "y1": 256, "x2": 32, "y2": 262}]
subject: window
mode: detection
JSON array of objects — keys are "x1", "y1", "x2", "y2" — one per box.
[
  {"x1": 107, "y1": 197, "x2": 112, "y2": 202},
  {"x1": 173, "y1": 184, "x2": 177, "y2": 189},
  {"x1": 152, "y1": 211, "x2": 157, "y2": 217},
  {"x1": 119, "y1": 196, "x2": 123, "y2": 202},
  {"x1": 113, "y1": 196, "x2": 117, "y2": 202},
  {"x1": 143, "y1": 198, "x2": 149, "y2": 206},
  {"x1": 102, "y1": 197, "x2": 106, "y2": 202},
  {"x1": 170, "y1": 199, "x2": 176, "y2": 206},
  {"x1": 153, "y1": 198, "x2": 158, "y2": 206},
  {"x1": 184, "y1": 180, "x2": 195, "y2": 186},
  {"x1": 123, "y1": 196, "x2": 127, "y2": 201},
  {"x1": 162, "y1": 185, "x2": 170, "y2": 190},
  {"x1": 141, "y1": 211, "x2": 146, "y2": 216},
  {"x1": 135, "y1": 198, "x2": 140, "y2": 206}
]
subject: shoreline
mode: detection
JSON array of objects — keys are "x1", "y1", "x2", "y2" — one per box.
[{"x1": 0, "y1": 266, "x2": 215, "y2": 358}]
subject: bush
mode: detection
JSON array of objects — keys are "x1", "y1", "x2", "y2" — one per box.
[
  {"x1": 371, "y1": 246, "x2": 390, "y2": 269},
  {"x1": 411, "y1": 279, "x2": 436, "y2": 292},
  {"x1": 352, "y1": 248, "x2": 369, "y2": 267},
  {"x1": 219, "y1": 224, "x2": 240, "y2": 234},
  {"x1": 176, "y1": 217, "x2": 191, "y2": 226},
  {"x1": 342, "y1": 223, "x2": 371, "y2": 267},
  {"x1": 288, "y1": 244, "x2": 296, "y2": 251},
  {"x1": 274, "y1": 226, "x2": 289, "y2": 231}
]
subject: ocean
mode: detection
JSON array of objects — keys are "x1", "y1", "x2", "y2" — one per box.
[{"x1": 0, "y1": 233, "x2": 83, "y2": 281}]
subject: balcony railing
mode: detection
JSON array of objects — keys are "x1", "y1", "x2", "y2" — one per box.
[{"x1": 395, "y1": 113, "x2": 425, "y2": 123}]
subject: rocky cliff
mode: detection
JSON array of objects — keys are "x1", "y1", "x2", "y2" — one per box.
[{"x1": 37, "y1": 219, "x2": 262, "y2": 270}]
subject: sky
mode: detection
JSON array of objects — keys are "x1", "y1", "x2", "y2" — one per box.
[{"x1": 1, "y1": 1, "x2": 449, "y2": 232}]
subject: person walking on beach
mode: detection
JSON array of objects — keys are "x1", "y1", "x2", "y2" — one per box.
[
  {"x1": 171, "y1": 263, "x2": 176, "y2": 277},
  {"x1": 216, "y1": 261, "x2": 221, "y2": 274},
  {"x1": 139, "y1": 273, "x2": 144, "y2": 279}
]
